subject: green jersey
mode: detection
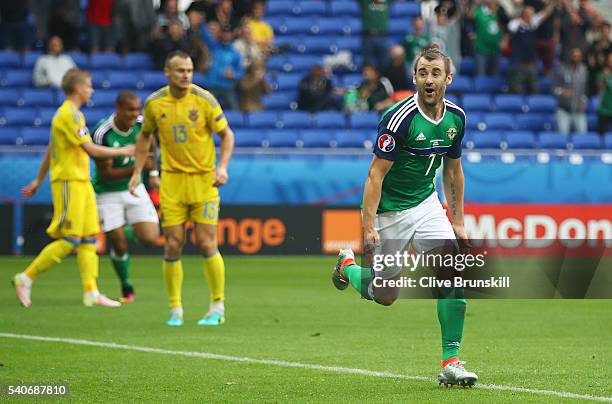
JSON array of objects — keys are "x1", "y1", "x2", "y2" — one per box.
[
  {"x1": 374, "y1": 94, "x2": 465, "y2": 213},
  {"x1": 598, "y1": 71, "x2": 612, "y2": 117},
  {"x1": 360, "y1": 0, "x2": 390, "y2": 34},
  {"x1": 91, "y1": 114, "x2": 142, "y2": 194},
  {"x1": 402, "y1": 32, "x2": 430, "y2": 67},
  {"x1": 473, "y1": 5, "x2": 501, "y2": 55}
]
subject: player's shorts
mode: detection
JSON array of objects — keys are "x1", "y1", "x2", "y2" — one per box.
[
  {"x1": 374, "y1": 191, "x2": 457, "y2": 280},
  {"x1": 95, "y1": 183, "x2": 159, "y2": 233},
  {"x1": 159, "y1": 171, "x2": 220, "y2": 227},
  {"x1": 47, "y1": 180, "x2": 100, "y2": 239}
]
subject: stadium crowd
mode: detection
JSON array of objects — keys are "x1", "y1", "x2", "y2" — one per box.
[{"x1": 0, "y1": 0, "x2": 611, "y2": 135}]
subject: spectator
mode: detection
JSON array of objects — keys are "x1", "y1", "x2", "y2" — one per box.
[
  {"x1": 358, "y1": 63, "x2": 394, "y2": 113},
  {"x1": 157, "y1": 0, "x2": 189, "y2": 31},
  {"x1": 507, "y1": 2, "x2": 555, "y2": 94},
  {"x1": 553, "y1": 48, "x2": 588, "y2": 134},
  {"x1": 234, "y1": 23, "x2": 265, "y2": 68},
  {"x1": 206, "y1": 0, "x2": 240, "y2": 31},
  {"x1": 87, "y1": 0, "x2": 115, "y2": 53},
  {"x1": 360, "y1": 0, "x2": 390, "y2": 70},
  {"x1": 298, "y1": 65, "x2": 340, "y2": 112},
  {"x1": 185, "y1": 5, "x2": 211, "y2": 72},
  {"x1": 115, "y1": 0, "x2": 157, "y2": 52},
  {"x1": 524, "y1": 0, "x2": 560, "y2": 77},
  {"x1": 247, "y1": 0, "x2": 274, "y2": 54},
  {"x1": 201, "y1": 22, "x2": 244, "y2": 110},
  {"x1": 233, "y1": 0, "x2": 254, "y2": 20},
  {"x1": 429, "y1": 2, "x2": 462, "y2": 74},
  {"x1": 48, "y1": 0, "x2": 81, "y2": 51},
  {"x1": 150, "y1": 19, "x2": 191, "y2": 70},
  {"x1": 238, "y1": 62, "x2": 271, "y2": 112},
  {"x1": 597, "y1": 53, "x2": 612, "y2": 134},
  {"x1": 384, "y1": 45, "x2": 411, "y2": 91},
  {"x1": 402, "y1": 16, "x2": 430, "y2": 70},
  {"x1": 33, "y1": 36, "x2": 76, "y2": 89},
  {"x1": 472, "y1": 0, "x2": 503, "y2": 76},
  {"x1": 559, "y1": 0, "x2": 592, "y2": 63},
  {"x1": 0, "y1": 2, "x2": 30, "y2": 51},
  {"x1": 586, "y1": 22, "x2": 611, "y2": 96}
]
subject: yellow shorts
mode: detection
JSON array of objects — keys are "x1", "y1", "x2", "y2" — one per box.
[
  {"x1": 47, "y1": 180, "x2": 100, "y2": 239},
  {"x1": 160, "y1": 171, "x2": 220, "y2": 227}
]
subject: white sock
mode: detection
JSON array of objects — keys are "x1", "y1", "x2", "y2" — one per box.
[
  {"x1": 171, "y1": 307, "x2": 183, "y2": 317},
  {"x1": 210, "y1": 301, "x2": 224, "y2": 314},
  {"x1": 19, "y1": 273, "x2": 33, "y2": 287}
]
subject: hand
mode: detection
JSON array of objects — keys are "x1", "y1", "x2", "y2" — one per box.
[
  {"x1": 128, "y1": 173, "x2": 141, "y2": 196},
  {"x1": 363, "y1": 226, "x2": 380, "y2": 254},
  {"x1": 213, "y1": 165, "x2": 229, "y2": 186},
  {"x1": 21, "y1": 179, "x2": 40, "y2": 198},
  {"x1": 452, "y1": 224, "x2": 472, "y2": 253},
  {"x1": 224, "y1": 68, "x2": 235, "y2": 80},
  {"x1": 123, "y1": 144, "x2": 136, "y2": 156},
  {"x1": 148, "y1": 175, "x2": 160, "y2": 191}
]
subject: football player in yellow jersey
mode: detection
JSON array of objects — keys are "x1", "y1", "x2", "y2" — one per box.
[
  {"x1": 129, "y1": 51, "x2": 235, "y2": 327},
  {"x1": 13, "y1": 68, "x2": 135, "y2": 308}
]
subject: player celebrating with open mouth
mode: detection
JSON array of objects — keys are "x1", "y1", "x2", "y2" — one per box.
[{"x1": 332, "y1": 47, "x2": 478, "y2": 387}]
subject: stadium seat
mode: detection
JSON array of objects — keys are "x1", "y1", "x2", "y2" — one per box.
[
  {"x1": 84, "y1": 108, "x2": 110, "y2": 125},
  {"x1": 459, "y1": 57, "x2": 476, "y2": 76},
  {"x1": 107, "y1": 71, "x2": 141, "y2": 90},
  {"x1": 248, "y1": 111, "x2": 279, "y2": 128},
  {"x1": 391, "y1": 2, "x2": 421, "y2": 17},
  {"x1": 91, "y1": 70, "x2": 108, "y2": 88},
  {"x1": 462, "y1": 131, "x2": 474, "y2": 149},
  {"x1": 265, "y1": 129, "x2": 300, "y2": 147},
  {"x1": 483, "y1": 113, "x2": 515, "y2": 130},
  {"x1": 0, "y1": 127, "x2": 21, "y2": 144},
  {"x1": 349, "y1": 112, "x2": 378, "y2": 129},
  {"x1": 494, "y1": 95, "x2": 525, "y2": 113},
  {"x1": 462, "y1": 95, "x2": 492, "y2": 113},
  {"x1": 21, "y1": 127, "x2": 50, "y2": 145},
  {"x1": 588, "y1": 96, "x2": 599, "y2": 113},
  {"x1": 123, "y1": 53, "x2": 154, "y2": 70},
  {"x1": 90, "y1": 53, "x2": 121, "y2": 69},
  {"x1": 18, "y1": 89, "x2": 55, "y2": 107},
  {"x1": 234, "y1": 129, "x2": 265, "y2": 147},
  {"x1": 471, "y1": 131, "x2": 503, "y2": 149},
  {"x1": 274, "y1": 73, "x2": 302, "y2": 91},
  {"x1": 604, "y1": 133, "x2": 612, "y2": 149},
  {"x1": 266, "y1": 55, "x2": 287, "y2": 72},
  {"x1": 224, "y1": 111, "x2": 245, "y2": 128},
  {"x1": 445, "y1": 94, "x2": 459, "y2": 106},
  {"x1": 317, "y1": 18, "x2": 348, "y2": 35},
  {"x1": 0, "y1": 107, "x2": 37, "y2": 126},
  {"x1": 267, "y1": 0, "x2": 294, "y2": 16},
  {"x1": 526, "y1": 95, "x2": 557, "y2": 113},
  {"x1": 35, "y1": 108, "x2": 56, "y2": 126},
  {"x1": 587, "y1": 113, "x2": 598, "y2": 131},
  {"x1": 466, "y1": 112, "x2": 483, "y2": 130},
  {"x1": 516, "y1": 113, "x2": 554, "y2": 131},
  {"x1": 279, "y1": 111, "x2": 312, "y2": 128},
  {"x1": 538, "y1": 77, "x2": 551, "y2": 94},
  {"x1": 301, "y1": 37, "x2": 334, "y2": 54},
  {"x1": 335, "y1": 37, "x2": 360, "y2": 53},
  {"x1": 296, "y1": 1, "x2": 327, "y2": 16},
  {"x1": 23, "y1": 51, "x2": 43, "y2": 68},
  {"x1": 301, "y1": 129, "x2": 332, "y2": 147},
  {"x1": 448, "y1": 76, "x2": 472, "y2": 94},
  {"x1": 330, "y1": 2, "x2": 360, "y2": 16},
  {"x1": 539, "y1": 132, "x2": 568, "y2": 149},
  {"x1": 285, "y1": 55, "x2": 322, "y2": 73},
  {"x1": 87, "y1": 90, "x2": 117, "y2": 108},
  {"x1": 340, "y1": 73, "x2": 363, "y2": 88},
  {"x1": 505, "y1": 131, "x2": 537, "y2": 149},
  {"x1": 334, "y1": 129, "x2": 370, "y2": 148},
  {"x1": 66, "y1": 52, "x2": 89, "y2": 68},
  {"x1": 1, "y1": 69, "x2": 31, "y2": 87},
  {"x1": 473, "y1": 76, "x2": 505, "y2": 94},
  {"x1": 345, "y1": 18, "x2": 362, "y2": 35},
  {"x1": 141, "y1": 72, "x2": 167, "y2": 90},
  {"x1": 314, "y1": 111, "x2": 346, "y2": 129},
  {"x1": 389, "y1": 19, "x2": 412, "y2": 37},
  {"x1": 571, "y1": 132, "x2": 602, "y2": 149},
  {"x1": 263, "y1": 93, "x2": 295, "y2": 110},
  {"x1": 0, "y1": 51, "x2": 21, "y2": 68},
  {"x1": 279, "y1": 17, "x2": 317, "y2": 35}
]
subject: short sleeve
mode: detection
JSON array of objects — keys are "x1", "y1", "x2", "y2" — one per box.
[
  {"x1": 373, "y1": 99, "x2": 416, "y2": 161},
  {"x1": 142, "y1": 99, "x2": 158, "y2": 134},
  {"x1": 446, "y1": 108, "x2": 466, "y2": 159}
]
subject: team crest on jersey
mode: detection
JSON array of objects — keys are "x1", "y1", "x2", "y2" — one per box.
[
  {"x1": 378, "y1": 134, "x2": 395, "y2": 152},
  {"x1": 447, "y1": 127, "x2": 457, "y2": 140},
  {"x1": 189, "y1": 109, "x2": 199, "y2": 121}
]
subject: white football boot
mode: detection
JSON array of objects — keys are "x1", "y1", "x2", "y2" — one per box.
[{"x1": 438, "y1": 360, "x2": 478, "y2": 388}]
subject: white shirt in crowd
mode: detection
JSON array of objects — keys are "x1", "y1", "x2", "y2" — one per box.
[{"x1": 33, "y1": 54, "x2": 76, "y2": 89}]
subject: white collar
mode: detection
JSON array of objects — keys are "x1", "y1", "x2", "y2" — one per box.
[
  {"x1": 111, "y1": 114, "x2": 132, "y2": 136},
  {"x1": 414, "y1": 92, "x2": 446, "y2": 125}
]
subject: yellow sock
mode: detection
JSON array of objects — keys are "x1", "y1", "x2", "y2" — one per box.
[
  {"x1": 24, "y1": 238, "x2": 75, "y2": 280},
  {"x1": 163, "y1": 259, "x2": 183, "y2": 309},
  {"x1": 77, "y1": 241, "x2": 99, "y2": 293},
  {"x1": 204, "y1": 252, "x2": 225, "y2": 303}
]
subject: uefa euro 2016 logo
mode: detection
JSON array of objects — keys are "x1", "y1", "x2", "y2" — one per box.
[{"x1": 378, "y1": 134, "x2": 395, "y2": 152}]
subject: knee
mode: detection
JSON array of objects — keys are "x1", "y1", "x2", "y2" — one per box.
[
  {"x1": 198, "y1": 238, "x2": 218, "y2": 257},
  {"x1": 376, "y1": 298, "x2": 397, "y2": 307},
  {"x1": 112, "y1": 239, "x2": 129, "y2": 256},
  {"x1": 165, "y1": 234, "x2": 185, "y2": 256}
]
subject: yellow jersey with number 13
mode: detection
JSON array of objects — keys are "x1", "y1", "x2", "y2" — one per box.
[{"x1": 142, "y1": 84, "x2": 228, "y2": 174}]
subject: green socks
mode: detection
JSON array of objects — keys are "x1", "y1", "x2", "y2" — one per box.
[
  {"x1": 111, "y1": 250, "x2": 132, "y2": 294},
  {"x1": 437, "y1": 298, "x2": 466, "y2": 361},
  {"x1": 342, "y1": 264, "x2": 373, "y2": 299}
]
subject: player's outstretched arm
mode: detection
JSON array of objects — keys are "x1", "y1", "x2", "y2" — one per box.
[
  {"x1": 362, "y1": 156, "x2": 393, "y2": 248},
  {"x1": 81, "y1": 141, "x2": 135, "y2": 159},
  {"x1": 21, "y1": 144, "x2": 51, "y2": 198},
  {"x1": 214, "y1": 126, "x2": 235, "y2": 186},
  {"x1": 443, "y1": 156, "x2": 469, "y2": 243},
  {"x1": 128, "y1": 130, "x2": 153, "y2": 195}
]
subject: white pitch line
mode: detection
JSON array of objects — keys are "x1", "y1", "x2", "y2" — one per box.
[{"x1": 1, "y1": 332, "x2": 611, "y2": 403}]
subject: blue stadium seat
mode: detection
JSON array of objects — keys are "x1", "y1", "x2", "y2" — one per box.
[
  {"x1": 301, "y1": 37, "x2": 334, "y2": 54},
  {"x1": 266, "y1": 56, "x2": 287, "y2": 72},
  {"x1": 296, "y1": 1, "x2": 327, "y2": 16},
  {"x1": 279, "y1": 17, "x2": 317, "y2": 35},
  {"x1": 18, "y1": 89, "x2": 55, "y2": 107},
  {"x1": 141, "y1": 72, "x2": 167, "y2": 89},
  {"x1": 21, "y1": 127, "x2": 50, "y2": 145},
  {"x1": 539, "y1": 132, "x2": 568, "y2": 149},
  {"x1": 538, "y1": 77, "x2": 551, "y2": 94},
  {"x1": 91, "y1": 70, "x2": 108, "y2": 88},
  {"x1": 391, "y1": 2, "x2": 421, "y2": 17},
  {"x1": 461, "y1": 131, "x2": 473, "y2": 149},
  {"x1": 263, "y1": 93, "x2": 295, "y2": 110},
  {"x1": 318, "y1": 18, "x2": 348, "y2": 35},
  {"x1": 66, "y1": 52, "x2": 89, "y2": 68},
  {"x1": 275, "y1": 73, "x2": 302, "y2": 91},
  {"x1": 106, "y1": 71, "x2": 141, "y2": 90},
  {"x1": 285, "y1": 55, "x2": 322, "y2": 72},
  {"x1": 483, "y1": 113, "x2": 514, "y2": 130},
  {"x1": 0, "y1": 127, "x2": 20, "y2": 145},
  {"x1": 36, "y1": 108, "x2": 56, "y2": 126},
  {"x1": 335, "y1": 37, "x2": 360, "y2": 53},
  {"x1": 505, "y1": 131, "x2": 536, "y2": 149},
  {"x1": 462, "y1": 95, "x2": 492, "y2": 113},
  {"x1": 466, "y1": 112, "x2": 483, "y2": 131},
  {"x1": 84, "y1": 108, "x2": 110, "y2": 125},
  {"x1": 459, "y1": 57, "x2": 476, "y2": 76},
  {"x1": 267, "y1": 0, "x2": 294, "y2": 16},
  {"x1": 389, "y1": 19, "x2": 412, "y2": 37},
  {"x1": 349, "y1": 112, "x2": 378, "y2": 129},
  {"x1": 1, "y1": 69, "x2": 31, "y2": 87},
  {"x1": 248, "y1": 111, "x2": 279, "y2": 128},
  {"x1": 445, "y1": 94, "x2": 459, "y2": 106},
  {"x1": 0, "y1": 51, "x2": 21, "y2": 68},
  {"x1": 23, "y1": 51, "x2": 43, "y2": 68},
  {"x1": 301, "y1": 129, "x2": 332, "y2": 147},
  {"x1": 334, "y1": 129, "x2": 370, "y2": 148},
  {"x1": 224, "y1": 111, "x2": 245, "y2": 128},
  {"x1": 279, "y1": 111, "x2": 312, "y2": 128},
  {"x1": 0, "y1": 107, "x2": 37, "y2": 126},
  {"x1": 526, "y1": 95, "x2": 557, "y2": 113},
  {"x1": 315, "y1": 111, "x2": 346, "y2": 129},
  {"x1": 471, "y1": 131, "x2": 503, "y2": 148},
  {"x1": 345, "y1": 18, "x2": 362, "y2": 35},
  {"x1": 473, "y1": 76, "x2": 505, "y2": 94},
  {"x1": 234, "y1": 129, "x2": 265, "y2": 147},
  {"x1": 265, "y1": 129, "x2": 300, "y2": 147},
  {"x1": 340, "y1": 73, "x2": 363, "y2": 88},
  {"x1": 571, "y1": 133, "x2": 602, "y2": 149},
  {"x1": 604, "y1": 133, "x2": 612, "y2": 149},
  {"x1": 494, "y1": 95, "x2": 525, "y2": 113},
  {"x1": 88, "y1": 90, "x2": 117, "y2": 108},
  {"x1": 330, "y1": 2, "x2": 360, "y2": 16},
  {"x1": 587, "y1": 113, "x2": 598, "y2": 131},
  {"x1": 588, "y1": 96, "x2": 600, "y2": 113},
  {"x1": 448, "y1": 76, "x2": 472, "y2": 94},
  {"x1": 123, "y1": 53, "x2": 154, "y2": 70},
  {"x1": 516, "y1": 113, "x2": 554, "y2": 131},
  {"x1": 90, "y1": 53, "x2": 121, "y2": 69}
]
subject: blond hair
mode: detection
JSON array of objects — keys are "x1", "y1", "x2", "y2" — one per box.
[{"x1": 61, "y1": 68, "x2": 91, "y2": 95}]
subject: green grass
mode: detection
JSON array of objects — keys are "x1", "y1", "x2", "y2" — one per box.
[{"x1": 1, "y1": 256, "x2": 611, "y2": 403}]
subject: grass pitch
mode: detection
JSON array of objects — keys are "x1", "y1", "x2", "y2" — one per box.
[{"x1": 1, "y1": 256, "x2": 611, "y2": 403}]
